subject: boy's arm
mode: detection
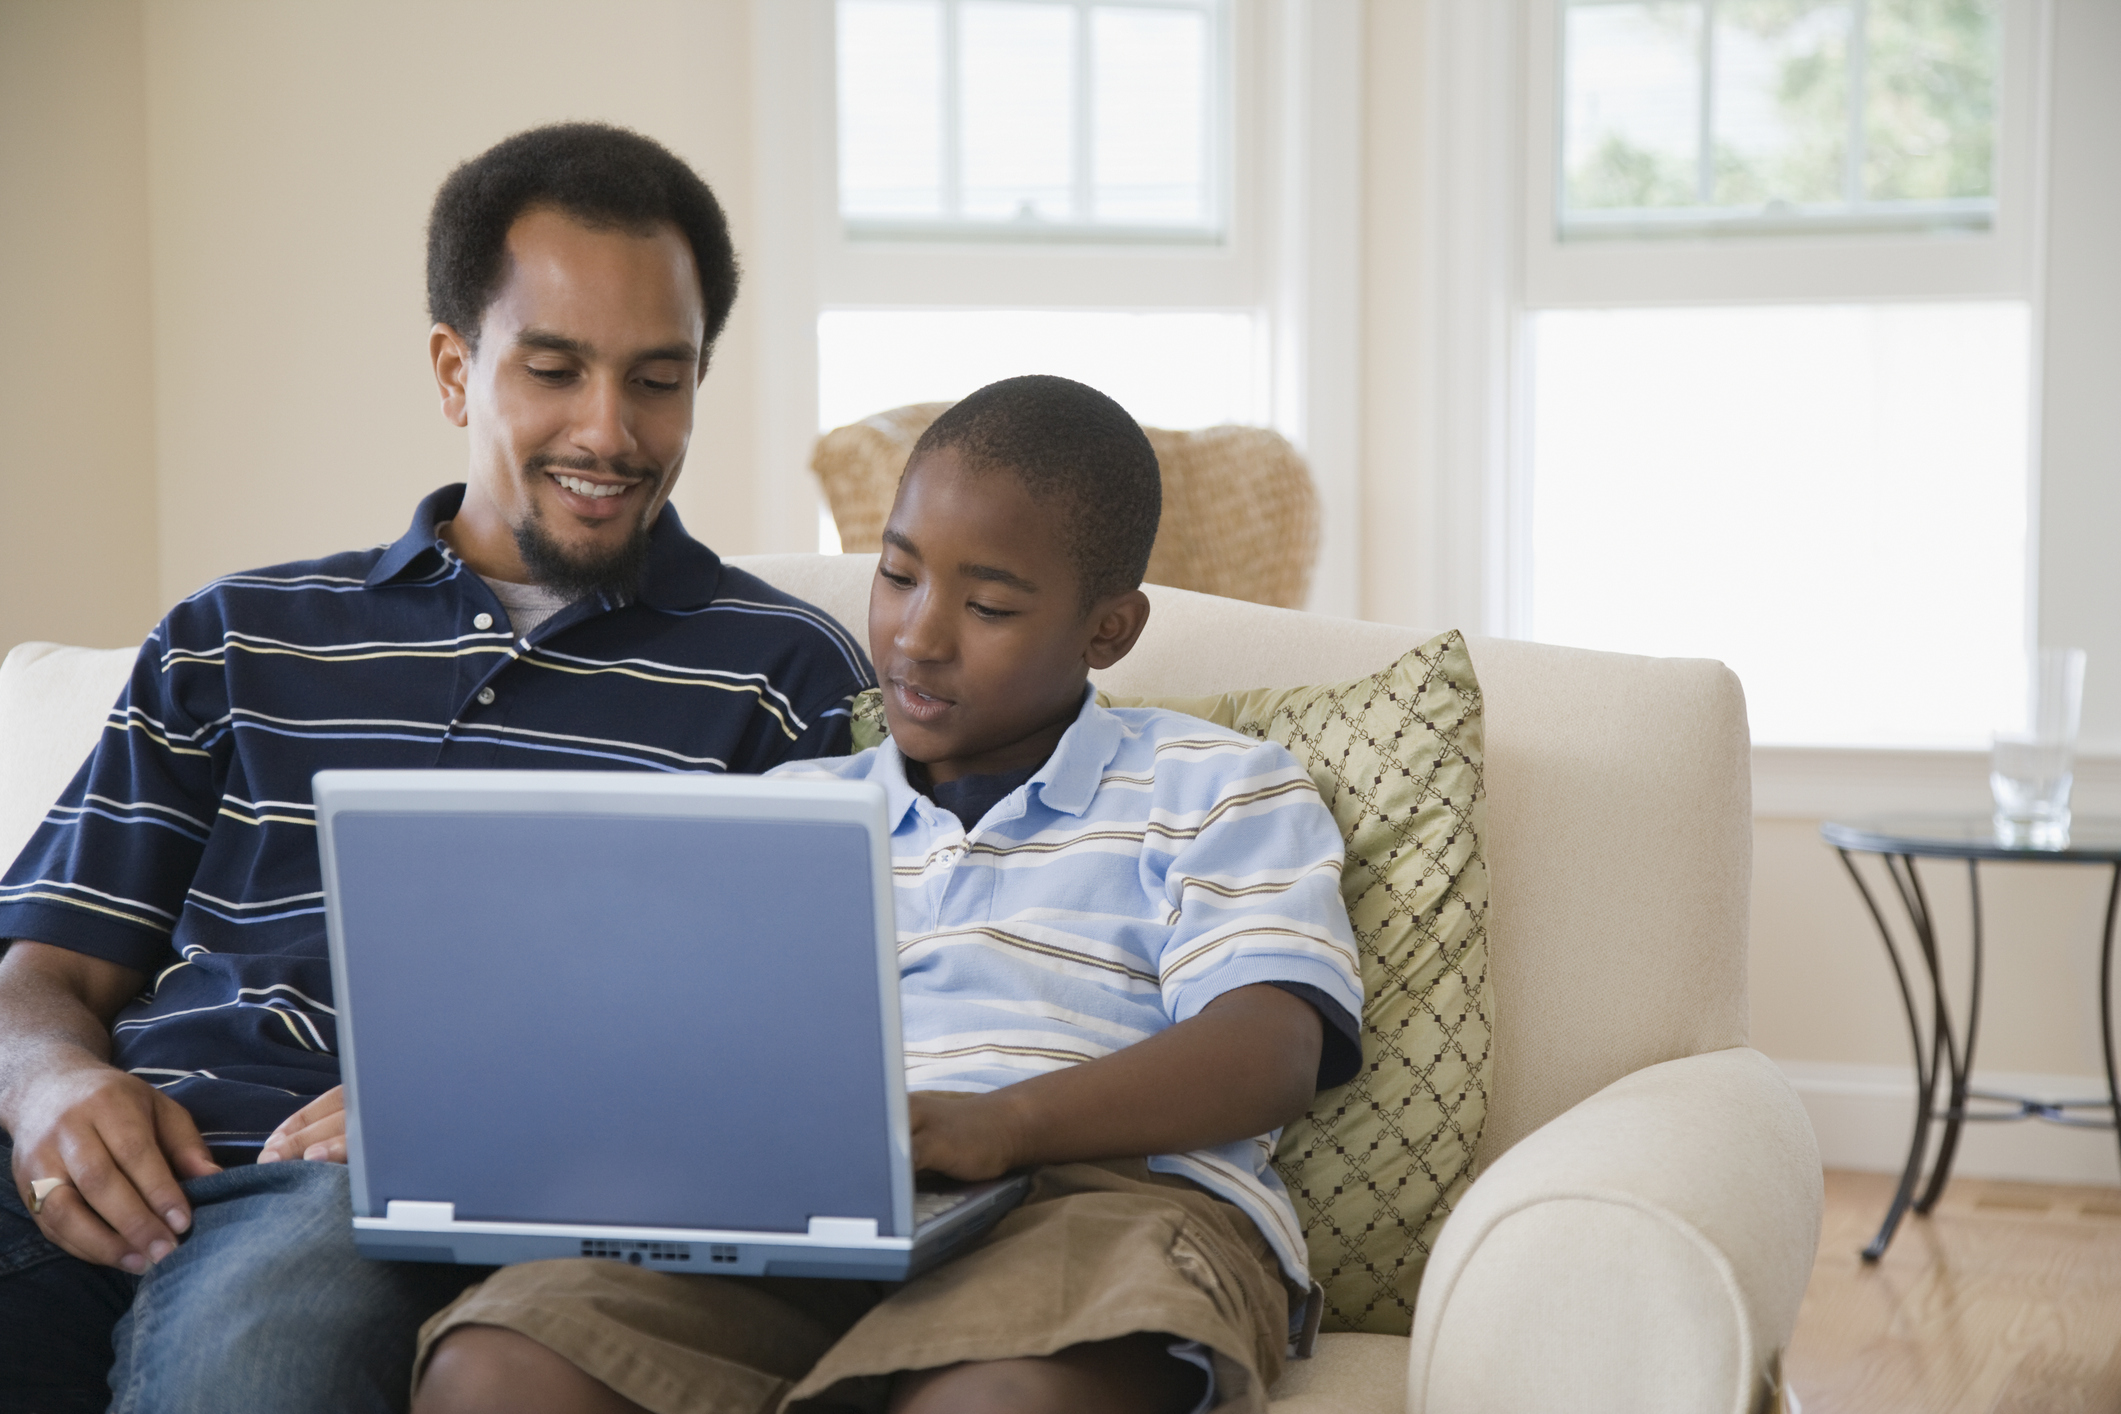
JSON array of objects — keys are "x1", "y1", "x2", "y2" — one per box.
[{"x1": 908, "y1": 981, "x2": 1322, "y2": 1180}]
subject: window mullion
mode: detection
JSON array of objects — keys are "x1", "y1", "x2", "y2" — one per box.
[
  {"x1": 943, "y1": 0, "x2": 963, "y2": 219},
  {"x1": 1846, "y1": 0, "x2": 1869, "y2": 207},
  {"x1": 1698, "y1": 0, "x2": 1716, "y2": 207},
  {"x1": 1074, "y1": 0, "x2": 1095, "y2": 222}
]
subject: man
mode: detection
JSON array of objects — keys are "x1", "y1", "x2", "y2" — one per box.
[{"x1": 0, "y1": 123, "x2": 872, "y2": 1414}]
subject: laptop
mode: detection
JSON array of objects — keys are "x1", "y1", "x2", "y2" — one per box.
[{"x1": 312, "y1": 768, "x2": 1028, "y2": 1281}]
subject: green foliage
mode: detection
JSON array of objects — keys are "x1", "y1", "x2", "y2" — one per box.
[
  {"x1": 1710, "y1": 0, "x2": 1851, "y2": 206},
  {"x1": 1561, "y1": 0, "x2": 1994, "y2": 215},
  {"x1": 1863, "y1": 0, "x2": 1996, "y2": 200},
  {"x1": 1570, "y1": 134, "x2": 1698, "y2": 210}
]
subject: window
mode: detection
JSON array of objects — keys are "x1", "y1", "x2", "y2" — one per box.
[
  {"x1": 1514, "y1": 0, "x2": 2038, "y2": 750},
  {"x1": 836, "y1": 0, "x2": 1228, "y2": 240},
  {"x1": 761, "y1": 0, "x2": 1356, "y2": 606},
  {"x1": 1560, "y1": 0, "x2": 2000, "y2": 238},
  {"x1": 822, "y1": 0, "x2": 1252, "y2": 463},
  {"x1": 1528, "y1": 302, "x2": 2029, "y2": 747},
  {"x1": 817, "y1": 309, "x2": 1264, "y2": 433}
]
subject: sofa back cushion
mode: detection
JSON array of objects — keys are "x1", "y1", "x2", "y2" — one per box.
[{"x1": 0, "y1": 642, "x2": 137, "y2": 872}]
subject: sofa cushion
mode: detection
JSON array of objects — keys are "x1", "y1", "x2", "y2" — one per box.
[
  {"x1": 0, "y1": 642, "x2": 138, "y2": 872},
  {"x1": 1105, "y1": 632, "x2": 1490, "y2": 1337},
  {"x1": 848, "y1": 631, "x2": 1492, "y2": 1336}
]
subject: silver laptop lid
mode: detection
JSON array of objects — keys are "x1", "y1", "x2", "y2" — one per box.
[{"x1": 313, "y1": 769, "x2": 911, "y2": 1239}]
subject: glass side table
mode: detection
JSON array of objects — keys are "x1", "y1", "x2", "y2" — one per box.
[{"x1": 1820, "y1": 815, "x2": 2121, "y2": 1260}]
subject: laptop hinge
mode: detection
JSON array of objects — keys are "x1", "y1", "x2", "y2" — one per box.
[
  {"x1": 807, "y1": 1216, "x2": 879, "y2": 1241},
  {"x1": 384, "y1": 1200, "x2": 457, "y2": 1228}
]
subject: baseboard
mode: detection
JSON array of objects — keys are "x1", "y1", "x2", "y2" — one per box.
[{"x1": 1774, "y1": 1058, "x2": 2120, "y2": 1188}]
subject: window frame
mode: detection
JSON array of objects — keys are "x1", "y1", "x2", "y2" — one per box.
[
  {"x1": 1503, "y1": 0, "x2": 2053, "y2": 751},
  {"x1": 1554, "y1": 0, "x2": 2006, "y2": 242},
  {"x1": 749, "y1": 0, "x2": 1365, "y2": 618},
  {"x1": 1524, "y1": 0, "x2": 2044, "y2": 308},
  {"x1": 836, "y1": 0, "x2": 1235, "y2": 245}
]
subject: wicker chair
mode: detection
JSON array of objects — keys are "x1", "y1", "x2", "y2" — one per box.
[{"x1": 810, "y1": 402, "x2": 1322, "y2": 609}]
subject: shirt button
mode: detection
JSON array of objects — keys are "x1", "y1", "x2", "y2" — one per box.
[
  {"x1": 473, "y1": 612, "x2": 494, "y2": 630},
  {"x1": 476, "y1": 687, "x2": 496, "y2": 706}
]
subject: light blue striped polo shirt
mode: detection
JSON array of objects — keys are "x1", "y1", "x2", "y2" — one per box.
[{"x1": 771, "y1": 687, "x2": 1363, "y2": 1286}]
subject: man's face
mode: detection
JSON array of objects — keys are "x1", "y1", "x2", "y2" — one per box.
[
  {"x1": 433, "y1": 205, "x2": 706, "y2": 592},
  {"x1": 870, "y1": 446, "x2": 1148, "y2": 783}
]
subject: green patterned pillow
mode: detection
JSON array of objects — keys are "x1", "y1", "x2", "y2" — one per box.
[
  {"x1": 841, "y1": 631, "x2": 1491, "y2": 1335},
  {"x1": 1106, "y1": 632, "x2": 1490, "y2": 1334}
]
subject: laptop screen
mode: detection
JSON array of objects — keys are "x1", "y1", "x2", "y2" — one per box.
[{"x1": 329, "y1": 804, "x2": 896, "y2": 1234}]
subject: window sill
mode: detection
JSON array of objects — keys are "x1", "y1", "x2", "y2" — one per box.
[{"x1": 1752, "y1": 746, "x2": 2121, "y2": 822}]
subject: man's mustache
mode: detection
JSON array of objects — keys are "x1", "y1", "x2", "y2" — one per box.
[{"x1": 524, "y1": 453, "x2": 661, "y2": 485}]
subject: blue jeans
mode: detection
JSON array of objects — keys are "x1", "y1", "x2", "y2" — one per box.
[{"x1": 1, "y1": 1136, "x2": 476, "y2": 1414}]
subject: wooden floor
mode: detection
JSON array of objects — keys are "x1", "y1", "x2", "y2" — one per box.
[{"x1": 1786, "y1": 1170, "x2": 2121, "y2": 1414}]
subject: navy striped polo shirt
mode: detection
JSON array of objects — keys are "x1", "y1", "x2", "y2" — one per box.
[{"x1": 0, "y1": 485, "x2": 874, "y2": 1156}]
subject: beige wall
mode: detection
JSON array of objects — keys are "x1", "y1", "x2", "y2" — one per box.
[
  {"x1": 140, "y1": 0, "x2": 762, "y2": 609},
  {"x1": 1359, "y1": 0, "x2": 1426, "y2": 630},
  {"x1": 0, "y1": 0, "x2": 160, "y2": 650},
  {"x1": 1751, "y1": 819, "x2": 2116, "y2": 1078},
  {"x1": 0, "y1": 0, "x2": 761, "y2": 651}
]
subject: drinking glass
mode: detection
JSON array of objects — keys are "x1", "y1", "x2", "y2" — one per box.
[{"x1": 1991, "y1": 647, "x2": 2087, "y2": 849}]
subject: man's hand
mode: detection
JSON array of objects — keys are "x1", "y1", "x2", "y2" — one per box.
[
  {"x1": 7, "y1": 1058, "x2": 220, "y2": 1273},
  {"x1": 258, "y1": 1086, "x2": 346, "y2": 1164},
  {"x1": 0, "y1": 941, "x2": 220, "y2": 1273},
  {"x1": 907, "y1": 1090, "x2": 1024, "y2": 1181}
]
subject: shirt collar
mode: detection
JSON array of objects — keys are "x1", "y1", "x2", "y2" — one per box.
[
  {"x1": 365, "y1": 483, "x2": 723, "y2": 610},
  {"x1": 1028, "y1": 684, "x2": 1124, "y2": 817},
  {"x1": 869, "y1": 683, "x2": 1122, "y2": 832}
]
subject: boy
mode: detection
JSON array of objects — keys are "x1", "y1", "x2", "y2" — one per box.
[{"x1": 411, "y1": 377, "x2": 1364, "y2": 1414}]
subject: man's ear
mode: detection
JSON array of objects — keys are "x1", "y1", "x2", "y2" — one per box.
[
  {"x1": 430, "y1": 323, "x2": 474, "y2": 428},
  {"x1": 1083, "y1": 589, "x2": 1152, "y2": 671}
]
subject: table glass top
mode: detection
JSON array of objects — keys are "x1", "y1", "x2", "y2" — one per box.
[{"x1": 1820, "y1": 814, "x2": 2121, "y2": 862}]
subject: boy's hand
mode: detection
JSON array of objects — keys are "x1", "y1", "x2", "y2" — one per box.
[
  {"x1": 258, "y1": 1085, "x2": 347, "y2": 1164},
  {"x1": 907, "y1": 1090, "x2": 1023, "y2": 1181}
]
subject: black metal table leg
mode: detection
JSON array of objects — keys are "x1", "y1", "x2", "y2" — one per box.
[
  {"x1": 2102, "y1": 863, "x2": 2121, "y2": 1178},
  {"x1": 1882, "y1": 854, "x2": 1962, "y2": 1225},
  {"x1": 1917, "y1": 859, "x2": 1984, "y2": 1214},
  {"x1": 1836, "y1": 848, "x2": 1938, "y2": 1261}
]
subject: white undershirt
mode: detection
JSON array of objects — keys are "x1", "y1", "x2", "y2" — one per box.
[{"x1": 477, "y1": 574, "x2": 575, "y2": 639}]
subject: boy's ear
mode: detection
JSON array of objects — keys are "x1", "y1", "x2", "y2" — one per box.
[{"x1": 1083, "y1": 589, "x2": 1152, "y2": 671}]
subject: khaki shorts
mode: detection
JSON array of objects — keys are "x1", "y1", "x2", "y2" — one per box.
[{"x1": 414, "y1": 1160, "x2": 1295, "y2": 1413}]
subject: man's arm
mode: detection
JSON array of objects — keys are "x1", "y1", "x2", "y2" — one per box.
[
  {"x1": 907, "y1": 982, "x2": 1322, "y2": 1180},
  {"x1": 0, "y1": 942, "x2": 220, "y2": 1271}
]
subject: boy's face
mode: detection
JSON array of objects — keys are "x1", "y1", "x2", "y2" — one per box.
[{"x1": 870, "y1": 446, "x2": 1150, "y2": 784}]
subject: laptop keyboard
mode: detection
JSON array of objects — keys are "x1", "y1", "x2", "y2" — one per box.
[{"x1": 913, "y1": 1190, "x2": 972, "y2": 1226}]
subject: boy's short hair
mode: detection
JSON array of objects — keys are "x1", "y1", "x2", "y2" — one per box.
[
  {"x1": 426, "y1": 122, "x2": 740, "y2": 364},
  {"x1": 912, "y1": 375, "x2": 1162, "y2": 612}
]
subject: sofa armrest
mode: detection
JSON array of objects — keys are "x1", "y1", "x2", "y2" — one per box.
[{"x1": 1407, "y1": 1047, "x2": 1821, "y2": 1414}]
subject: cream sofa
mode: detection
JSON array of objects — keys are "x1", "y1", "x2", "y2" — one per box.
[{"x1": 0, "y1": 553, "x2": 1822, "y2": 1414}]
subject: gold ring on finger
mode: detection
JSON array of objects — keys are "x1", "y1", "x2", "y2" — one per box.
[{"x1": 30, "y1": 1176, "x2": 70, "y2": 1215}]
